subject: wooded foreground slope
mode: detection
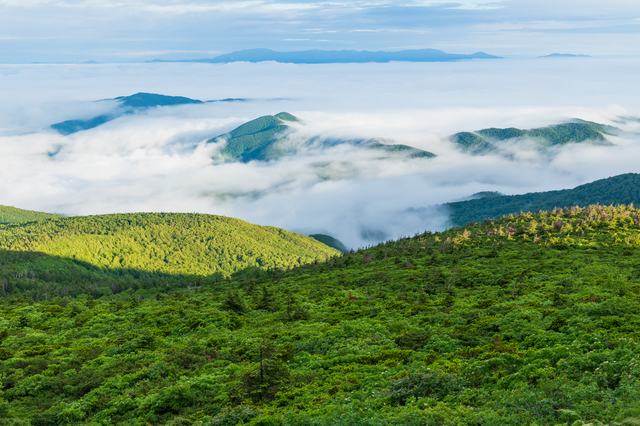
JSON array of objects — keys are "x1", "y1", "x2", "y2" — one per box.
[
  {"x1": 0, "y1": 205, "x2": 639, "y2": 425},
  {"x1": 0, "y1": 213, "x2": 339, "y2": 300}
]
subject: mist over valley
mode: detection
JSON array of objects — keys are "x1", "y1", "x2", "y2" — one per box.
[{"x1": 1, "y1": 58, "x2": 640, "y2": 248}]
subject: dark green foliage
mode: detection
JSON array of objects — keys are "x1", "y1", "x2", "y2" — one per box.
[
  {"x1": 0, "y1": 205, "x2": 60, "y2": 224},
  {"x1": 209, "y1": 113, "x2": 297, "y2": 162},
  {"x1": 209, "y1": 114, "x2": 434, "y2": 163},
  {"x1": 476, "y1": 127, "x2": 527, "y2": 140},
  {"x1": 386, "y1": 369, "x2": 465, "y2": 405},
  {"x1": 238, "y1": 339, "x2": 290, "y2": 403},
  {"x1": 367, "y1": 143, "x2": 435, "y2": 158},
  {"x1": 114, "y1": 92, "x2": 203, "y2": 109},
  {"x1": 51, "y1": 114, "x2": 113, "y2": 135},
  {"x1": 0, "y1": 212, "x2": 339, "y2": 296},
  {"x1": 450, "y1": 119, "x2": 616, "y2": 154},
  {"x1": 222, "y1": 290, "x2": 247, "y2": 313},
  {"x1": 1, "y1": 205, "x2": 640, "y2": 424},
  {"x1": 309, "y1": 234, "x2": 349, "y2": 253},
  {"x1": 395, "y1": 329, "x2": 430, "y2": 350},
  {"x1": 447, "y1": 172, "x2": 640, "y2": 226},
  {"x1": 283, "y1": 290, "x2": 309, "y2": 321},
  {"x1": 255, "y1": 285, "x2": 276, "y2": 311},
  {"x1": 449, "y1": 132, "x2": 495, "y2": 154},
  {"x1": 51, "y1": 93, "x2": 203, "y2": 135}
]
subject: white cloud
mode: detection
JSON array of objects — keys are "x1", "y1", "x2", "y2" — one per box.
[{"x1": 0, "y1": 58, "x2": 639, "y2": 248}]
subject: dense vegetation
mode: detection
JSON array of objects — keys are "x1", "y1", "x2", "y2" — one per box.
[
  {"x1": 0, "y1": 206, "x2": 59, "y2": 225},
  {"x1": 0, "y1": 213, "x2": 339, "y2": 300},
  {"x1": 113, "y1": 93, "x2": 203, "y2": 109},
  {"x1": 309, "y1": 234, "x2": 349, "y2": 253},
  {"x1": 208, "y1": 114, "x2": 434, "y2": 163},
  {"x1": 367, "y1": 143, "x2": 435, "y2": 158},
  {"x1": 446, "y1": 173, "x2": 640, "y2": 227},
  {"x1": 51, "y1": 93, "x2": 203, "y2": 135},
  {"x1": 450, "y1": 120, "x2": 616, "y2": 154},
  {"x1": 1, "y1": 205, "x2": 640, "y2": 425},
  {"x1": 209, "y1": 113, "x2": 298, "y2": 163}
]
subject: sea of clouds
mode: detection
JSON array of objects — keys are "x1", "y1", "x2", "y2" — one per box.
[{"x1": 1, "y1": 57, "x2": 639, "y2": 248}]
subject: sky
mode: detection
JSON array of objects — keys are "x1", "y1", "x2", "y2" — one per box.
[{"x1": 1, "y1": 0, "x2": 639, "y2": 63}]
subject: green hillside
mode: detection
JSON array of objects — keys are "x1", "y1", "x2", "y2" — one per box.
[
  {"x1": 309, "y1": 233, "x2": 349, "y2": 253},
  {"x1": 0, "y1": 205, "x2": 59, "y2": 224},
  {"x1": 208, "y1": 113, "x2": 298, "y2": 163},
  {"x1": 51, "y1": 93, "x2": 204, "y2": 135},
  {"x1": 0, "y1": 213, "x2": 339, "y2": 300},
  {"x1": 368, "y1": 142, "x2": 435, "y2": 158},
  {"x1": 209, "y1": 113, "x2": 434, "y2": 162},
  {"x1": 451, "y1": 120, "x2": 616, "y2": 154},
  {"x1": 113, "y1": 93, "x2": 203, "y2": 109},
  {"x1": 1, "y1": 207, "x2": 640, "y2": 424},
  {"x1": 446, "y1": 173, "x2": 640, "y2": 227}
]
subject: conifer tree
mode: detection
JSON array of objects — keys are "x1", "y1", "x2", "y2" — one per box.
[
  {"x1": 221, "y1": 289, "x2": 246, "y2": 313},
  {"x1": 255, "y1": 285, "x2": 276, "y2": 311}
]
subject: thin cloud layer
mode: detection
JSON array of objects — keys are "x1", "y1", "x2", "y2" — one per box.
[
  {"x1": 0, "y1": 58, "x2": 639, "y2": 248},
  {"x1": 1, "y1": 0, "x2": 640, "y2": 62}
]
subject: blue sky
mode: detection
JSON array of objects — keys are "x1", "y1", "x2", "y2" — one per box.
[{"x1": 1, "y1": 0, "x2": 639, "y2": 63}]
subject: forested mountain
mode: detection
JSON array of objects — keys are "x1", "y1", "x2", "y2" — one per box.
[
  {"x1": 0, "y1": 205, "x2": 639, "y2": 424},
  {"x1": 208, "y1": 113, "x2": 435, "y2": 162},
  {"x1": 0, "y1": 213, "x2": 339, "y2": 300},
  {"x1": 309, "y1": 233, "x2": 349, "y2": 253},
  {"x1": 151, "y1": 48, "x2": 501, "y2": 64},
  {"x1": 208, "y1": 113, "x2": 299, "y2": 162},
  {"x1": 446, "y1": 173, "x2": 640, "y2": 227},
  {"x1": 450, "y1": 120, "x2": 617, "y2": 154},
  {"x1": 51, "y1": 93, "x2": 206, "y2": 135},
  {"x1": 0, "y1": 205, "x2": 59, "y2": 224}
]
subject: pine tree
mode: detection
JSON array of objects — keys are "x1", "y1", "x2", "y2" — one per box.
[
  {"x1": 255, "y1": 285, "x2": 276, "y2": 312},
  {"x1": 221, "y1": 289, "x2": 246, "y2": 313},
  {"x1": 284, "y1": 289, "x2": 309, "y2": 321}
]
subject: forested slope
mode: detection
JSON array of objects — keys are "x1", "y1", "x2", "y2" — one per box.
[
  {"x1": 450, "y1": 120, "x2": 616, "y2": 154},
  {"x1": 0, "y1": 206, "x2": 639, "y2": 425},
  {"x1": 446, "y1": 173, "x2": 640, "y2": 227},
  {"x1": 208, "y1": 113, "x2": 435, "y2": 162},
  {"x1": 0, "y1": 213, "x2": 339, "y2": 300},
  {"x1": 0, "y1": 206, "x2": 59, "y2": 225}
]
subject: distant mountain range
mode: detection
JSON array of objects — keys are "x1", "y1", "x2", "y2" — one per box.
[
  {"x1": 150, "y1": 48, "x2": 502, "y2": 64},
  {"x1": 538, "y1": 53, "x2": 590, "y2": 58},
  {"x1": 207, "y1": 112, "x2": 435, "y2": 162},
  {"x1": 444, "y1": 173, "x2": 640, "y2": 227},
  {"x1": 50, "y1": 93, "x2": 244, "y2": 135},
  {"x1": 449, "y1": 120, "x2": 617, "y2": 155}
]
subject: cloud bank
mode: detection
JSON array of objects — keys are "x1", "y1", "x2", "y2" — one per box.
[{"x1": 0, "y1": 57, "x2": 639, "y2": 248}]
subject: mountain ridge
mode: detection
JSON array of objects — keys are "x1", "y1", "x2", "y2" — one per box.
[
  {"x1": 50, "y1": 93, "x2": 248, "y2": 135},
  {"x1": 150, "y1": 48, "x2": 502, "y2": 64},
  {"x1": 208, "y1": 112, "x2": 435, "y2": 163},
  {"x1": 450, "y1": 119, "x2": 617, "y2": 154},
  {"x1": 444, "y1": 173, "x2": 640, "y2": 227}
]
